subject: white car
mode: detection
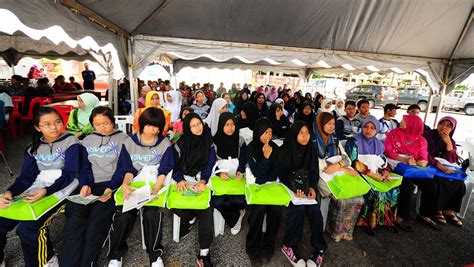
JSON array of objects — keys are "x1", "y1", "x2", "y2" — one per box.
[
  {"x1": 304, "y1": 78, "x2": 346, "y2": 100},
  {"x1": 444, "y1": 89, "x2": 474, "y2": 116}
]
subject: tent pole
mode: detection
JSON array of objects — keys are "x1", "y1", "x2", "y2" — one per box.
[
  {"x1": 11, "y1": 66, "x2": 15, "y2": 75},
  {"x1": 433, "y1": 82, "x2": 447, "y2": 128},
  {"x1": 128, "y1": 38, "x2": 137, "y2": 114}
]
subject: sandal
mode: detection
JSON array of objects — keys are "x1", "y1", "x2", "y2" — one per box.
[
  {"x1": 443, "y1": 213, "x2": 463, "y2": 227},
  {"x1": 416, "y1": 215, "x2": 442, "y2": 231},
  {"x1": 434, "y1": 213, "x2": 447, "y2": 225},
  {"x1": 395, "y1": 221, "x2": 413, "y2": 232}
]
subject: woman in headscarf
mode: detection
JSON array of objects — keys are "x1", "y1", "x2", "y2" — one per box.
[
  {"x1": 334, "y1": 98, "x2": 346, "y2": 118},
  {"x1": 279, "y1": 121, "x2": 327, "y2": 266},
  {"x1": 171, "y1": 106, "x2": 193, "y2": 136},
  {"x1": 67, "y1": 92, "x2": 100, "y2": 139},
  {"x1": 172, "y1": 112, "x2": 216, "y2": 266},
  {"x1": 294, "y1": 101, "x2": 315, "y2": 133},
  {"x1": 423, "y1": 116, "x2": 465, "y2": 227},
  {"x1": 245, "y1": 118, "x2": 281, "y2": 260},
  {"x1": 318, "y1": 98, "x2": 335, "y2": 117},
  {"x1": 163, "y1": 90, "x2": 183, "y2": 123},
  {"x1": 268, "y1": 103, "x2": 290, "y2": 139},
  {"x1": 211, "y1": 112, "x2": 248, "y2": 235},
  {"x1": 132, "y1": 91, "x2": 171, "y2": 136},
  {"x1": 137, "y1": 85, "x2": 151, "y2": 108},
  {"x1": 314, "y1": 112, "x2": 363, "y2": 242},
  {"x1": 385, "y1": 114, "x2": 436, "y2": 231},
  {"x1": 304, "y1": 92, "x2": 313, "y2": 102},
  {"x1": 234, "y1": 90, "x2": 250, "y2": 115},
  {"x1": 222, "y1": 93, "x2": 235, "y2": 114},
  {"x1": 235, "y1": 102, "x2": 258, "y2": 131},
  {"x1": 254, "y1": 92, "x2": 269, "y2": 118},
  {"x1": 313, "y1": 93, "x2": 324, "y2": 110},
  {"x1": 353, "y1": 117, "x2": 400, "y2": 234},
  {"x1": 267, "y1": 86, "x2": 278, "y2": 103},
  {"x1": 292, "y1": 91, "x2": 304, "y2": 109},
  {"x1": 275, "y1": 98, "x2": 289, "y2": 117},
  {"x1": 282, "y1": 93, "x2": 295, "y2": 116},
  {"x1": 204, "y1": 98, "x2": 228, "y2": 136},
  {"x1": 190, "y1": 90, "x2": 210, "y2": 119}
]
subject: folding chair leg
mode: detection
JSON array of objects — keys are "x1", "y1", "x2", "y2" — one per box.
[
  {"x1": 139, "y1": 208, "x2": 146, "y2": 250},
  {"x1": 262, "y1": 214, "x2": 267, "y2": 233},
  {"x1": 213, "y1": 209, "x2": 225, "y2": 237},
  {"x1": 320, "y1": 197, "x2": 330, "y2": 232},
  {"x1": 173, "y1": 214, "x2": 181, "y2": 243},
  {"x1": 0, "y1": 151, "x2": 13, "y2": 176}
]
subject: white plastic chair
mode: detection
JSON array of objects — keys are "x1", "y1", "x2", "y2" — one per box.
[
  {"x1": 319, "y1": 197, "x2": 330, "y2": 231},
  {"x1": 115, "y1": 115, "x2": 134, "y2": 135},
  {"x1": 213, "y1": 209, "x2": 225, "y2": 237}
]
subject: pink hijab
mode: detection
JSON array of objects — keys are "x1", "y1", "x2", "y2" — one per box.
[{"x1": 385, "y1": 114, "x2": 428, "y2": 160}]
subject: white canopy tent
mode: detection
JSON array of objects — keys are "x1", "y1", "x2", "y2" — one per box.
[{"x1": 0, "y1": 0, "x2": 473, "y2": 122}]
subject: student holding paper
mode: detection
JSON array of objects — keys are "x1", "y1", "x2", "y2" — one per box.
[
  {"x1": 60, "y1": 106, "x2": 127, "y2": 266},
  {"x1": 0, "y1": 107, "x2": 80, "y2": 267},
  {"x1": 107, "y1": 107, "x2": 175, "y2": 267},
  {"x1": 211, "y1": 112, "x2": 247, "y2": 235},
  {"x1": 279, "y1": 121, "x2": 327, "y2": 267},
  {"x1": 245, "y1": 118, "x2": 281, "y2": 262},
  {"x1": 172, "y1": 112, "x2": 216, "y2": 267},
  {"x1": 349, "y1": 117, "x2": 400, "y2": 235}
]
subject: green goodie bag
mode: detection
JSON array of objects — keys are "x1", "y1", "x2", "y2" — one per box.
[
  {"x1": 114, "y1": 181, "x2": 168, "y2": 208},
  {"x1": 245, "y1": 182, "x2": 292, "y2": 206},
  {"x1": 322, "y1": 172, "x2": 371, "y2": 200},
  {"x1": 166, "y1": 184, "x2": 211, "y2": 210},
  {"x1": 210, "y1": 176, "x2": 246, "y2": 196},
  {"x1": 362, "y1": 173, "x2": 403, "y2": 193}
]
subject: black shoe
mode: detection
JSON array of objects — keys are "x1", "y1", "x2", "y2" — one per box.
[
  {"x1": 197, "y1": 253, "x2": 213, "y2": 267},
  {"x1": 416, "y1": 215, "x2": 442, "y2": 231},
  {"x1": 395, "y1": 221, "x2": 414, "y2": 232}
]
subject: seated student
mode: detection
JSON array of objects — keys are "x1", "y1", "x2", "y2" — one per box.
[
  {"x1": 385, "y1": 115, "x2": 438, "y2": 231},
  {"x1": 245, "y1": 118, "x2": 281, "y2": 261},
  {"x1": 137, "y1": 85, "x2": 152, "y2": 109},
  {"x1": 133, "y1": 91, "x2": 171, "y2": 136},
  {"x1": 335, "y1": 100, "x2": 358, "y2": 140},
  {"x1": 212, "y1": 112, "x2": 247, "y2": 234},
  {"x1": 172, "y1": 107, "x2": 193, "y2": 135},
  {"x1": 235, "y1": 102, "x2": 258, "y2": 131},
  {"x1": 0, "y1": 107, "x2": 80, "y2": 266},
  {"x1": 222, "y1": 93, "x2": 235, "y2": 114},
  {"x1": 334, "y1": 98, "x2": 346, "y2": 118},
  {"x1": 61, "y1": 106, "x2": 127, "y2": 266},
  {"x1": 35, "y1": 78, "x2": 54, "y2": 97},
  {"x1": 378, "y1": 103, "x2": 400, "y2": 141},
  {"x1": 354, "y1": 99, "x2": 376, "y2": 125},
  {"x1": 190, "y1": 90, "x2": 210, "y2": 119},
  {"x1": 53, "y1": 75, "x2": 76, "y2": 93},
  {"x1": 314, "y1": 112, "x2": 363, "y2": 242},
  {"x1": 69, "y1": 76, "x2": 83, "y2": 91},
  {"x1": 5, "y1": 75, "x2": 24, "y2": 96},
  {"x1": 282, "y1": 93, "x2": 295, "y2": 116},
  {"x1": 268, "y1": 103, "x2": 290, "y2": 139},
  {"x1": 294, "y1": 101, "x2": 316, "y2": 134},
  {"x1": 163, "y1": 90, "x2": 183, "y2": 124},
  {"x1": 352, "y1": 117, "x2": 400, "y2": 235},
  {"x1": 172, "y1": 112, "x2": 216, "y2": 267},
  {"x1": 318, "y1": 99, "x2": 336, "y2": 118},
  {"x1": 254, "y1": 93, "x2": 269, "y2": 118},
  {"x1": 423, "y1": 116, "x2": 465, "y2": 227},
  {"x1": 204, "y1": 98, "x2": 228, "y2": 135},
  {"x1": 67, "y1": 93, "x2": 100, "y2": 139},
  {"x1": 107, "y1": 107, "x2": 175, "y2": 267},
  {"x1": 279, "y1": 121, "x2": 327, "y2": 267}
]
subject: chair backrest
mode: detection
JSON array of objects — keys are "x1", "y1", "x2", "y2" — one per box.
[
  {"x1": 10, "y1": 96, "x2": 25, "y2": 116},
  {"x1": 51, "y1": 104, "x2": 75, "y2": 131},
  {"x1": 24, "y1": 97, "x2": 52, "y2": 120},
  {"x1": 115, "y1": 115, "x2": 134, "y2": 135}
]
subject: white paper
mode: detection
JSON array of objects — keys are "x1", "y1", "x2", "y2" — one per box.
[
  {"x1": 67, "y1": 194, "x2": 100, "y2": 205},
  {"x1": 239, "y1": 127, "x2": 253, "y2": 145},
  {"x1": 122, "y1": 184, "x2": 152, "y2": 212},
  {"x1": 288, "y1": 190, "x2": 317, "y2": 205},
  {"x1": 273, "y1": 138, "x2": 284, "y2": 147}
]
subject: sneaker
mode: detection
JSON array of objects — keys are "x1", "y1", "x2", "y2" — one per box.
[
  {"x1": 44, "y1": 255, "x2": 59, "y2": 267},
  {"x1": 281, "y1": 245, "x2": 305, "y2": 266},
  {"x1": 307, "y1": 251, "x2": 324, "y2": 267},
  {"x1": 108, "y1": 258, "x2": 123, "y2": 267},
  {"x1": 1, "y1": 261, "x2": 5, "y2": 267},
  {"x1": 231, "y1": 209, "x2": 246, "y2": 235},
  {"x1": 151, "y1": 257, "x2": 164, "y2": 267},
  {"x1": 197, "y1": 253, "x2": 213, "y2": 267}
]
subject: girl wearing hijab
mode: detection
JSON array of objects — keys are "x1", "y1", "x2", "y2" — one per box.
[
  {"x1": 67, "y1": 92, "x2": 100, "y2": 139},
  {"x1": 254, "y1": 93, "x2": 269, "y2": 118},
  {"x1": 385, "y1": 114, "x2": 435, "y2": 231},
  {"x1": 275, "y1": 98, "x2": 289, "y2": 117},
  {"x1": 313, "y1": 94, "x2": 324, "y2": 110},
  {"x1": 212, "y1": 112, "x2": 248, "y2": 235},
  {"x1": 353, "y1": 118, "x2": 400, "y2": 234},
  {"x1": 172, "y1": 113, "x2": 216, "y2": 266},
  {"x1": 294, "y1": 101, "x2": 315, "y2": 133},
  {"x1": 318, "y1": 99, "x2": 335, "y2": 116},
  {"x1": 222, "y1": 93, "x2": 235, "y2": 114},
  {"x1": 172, "y1": 107, "x2": 193, "y2": 135},
  {"x1": 106, "y1": 108, "x2": 174, "y2": 267},
  {"x1": 137, "y1": 85, "x2": 151, "y2": 108},
  {"x1": 163, "y1": 90, "x2": 183, "y2": 123},
  {"x1": 267, "y1": 87, "x2": 278, "y2": 103},
  {"x1": 235, "y1": 102, "x2": 258, "y2": 131},
  {"x1": 204, "y1": 98, "x2": 228, "y2": 136},
  {"x1": 234, "y1": 91, "x2": 249, "y2": 115},
  {"x1": 245, "y1": 118, "x2": 281, "y2": 261},
  {"x1": 282, "y1": 93, "x2": 295, "y2": 116},
  {"x1": 133, "y1": 91, "x2": 171, "y2": 136},
  {"x1": 190, "y1": 90, "x2": 210, "y2": 119},
  {"x1": 279, "y1": 121, "x2": 327, "y2": 267},
  {"x1": 268, "y1": 103, "x2": 290, "y2": 139},
  {"x1": 314, "y1": 112, "x2": 363, "y2": 242},
  {"x1": 423, "y1": 116, "x2": 465, "y2": 227},
  {"x1": 304, "y1": 92, "x2": 313, "y2": 102},
  {"x1": 334, "y1": 98, "x2": 346, "y2": 118}
]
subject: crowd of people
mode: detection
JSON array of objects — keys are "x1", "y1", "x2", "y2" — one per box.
[{"x1": 0, "y1": 78, "x2": 469, "y2": 267}]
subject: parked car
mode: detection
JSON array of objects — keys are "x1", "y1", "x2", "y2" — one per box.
[
  {"x1": 444, "y1": 89, "x2": 474, "y2": 115},
  {"x1": 345, "y1": 85, "x2": 398, "y2": 107},
  {"x1": 397, "y1": 87, "x2": 440, "y2": 112},
  {"x1": 304, "y1": 78, "x2": 346, "y2": 100}
]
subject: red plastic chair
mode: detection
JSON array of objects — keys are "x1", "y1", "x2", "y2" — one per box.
[
  {"x1": 6, "y1": 96, "x2": 25, "y2": 139},
  {"x1": 20, "y1": 97, "x2": 52, "y2": 136},
  {"x1": 51, "y1": 104, "x2": 74, "y2": 131}
]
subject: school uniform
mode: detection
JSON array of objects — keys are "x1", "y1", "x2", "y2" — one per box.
[
  {"x1": 61, "y1": 130, "x2": 127, "y2": 267},
  {"x1": 0, "y1": 133, "x2": 79, "y2": 267}
]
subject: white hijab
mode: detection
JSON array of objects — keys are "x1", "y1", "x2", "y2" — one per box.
[
  {"x1": 319, "y1": 98, "x2": 334, "y2": 113},
  {"x1": 163, "y1": 90, "x2": 182, "y2": 123},
  {"x1": 335, "y1": 98, "x2": 346, "y2": 117},
  {"x1": 204, "y1": 98, "x2": 228, "y2": 135}
]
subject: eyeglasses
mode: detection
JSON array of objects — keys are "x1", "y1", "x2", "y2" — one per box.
[
  {"x1": 39, "y1": 120, "x2": 63, "y2": 128},
  {"x1": 93, "y1": 122, "x2": 113, "y2": 129}
]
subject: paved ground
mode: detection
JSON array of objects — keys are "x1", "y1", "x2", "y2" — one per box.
[{"x1": 1, "y1": 117, "x2": 473, "y2": 266}]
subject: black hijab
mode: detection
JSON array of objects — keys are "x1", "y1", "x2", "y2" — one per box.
[
  {"x1": 279, "y1": 121, "x2": 316, "y2": 174},
  {"x1": 213, "y1": 112, "x2": 239, "y2": 159},
  {"x1": 314, "y1": 94, "x2": 324, "y2": 110},
  {"x1": 177, "y1": 112, "x2": 213, "y2": 176},
  {"x1": 247, "y1": 117, "x2": 278, "y2": 162},
  {"x1": 234, "y1": 91, "x2": 249, "y2": 113},
  {"x1": 295, "y1": 101, "x2": 315, "y2": 132},
  {"x1": 238, "y1": 102, "x2": 258, "y2": 130}
]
